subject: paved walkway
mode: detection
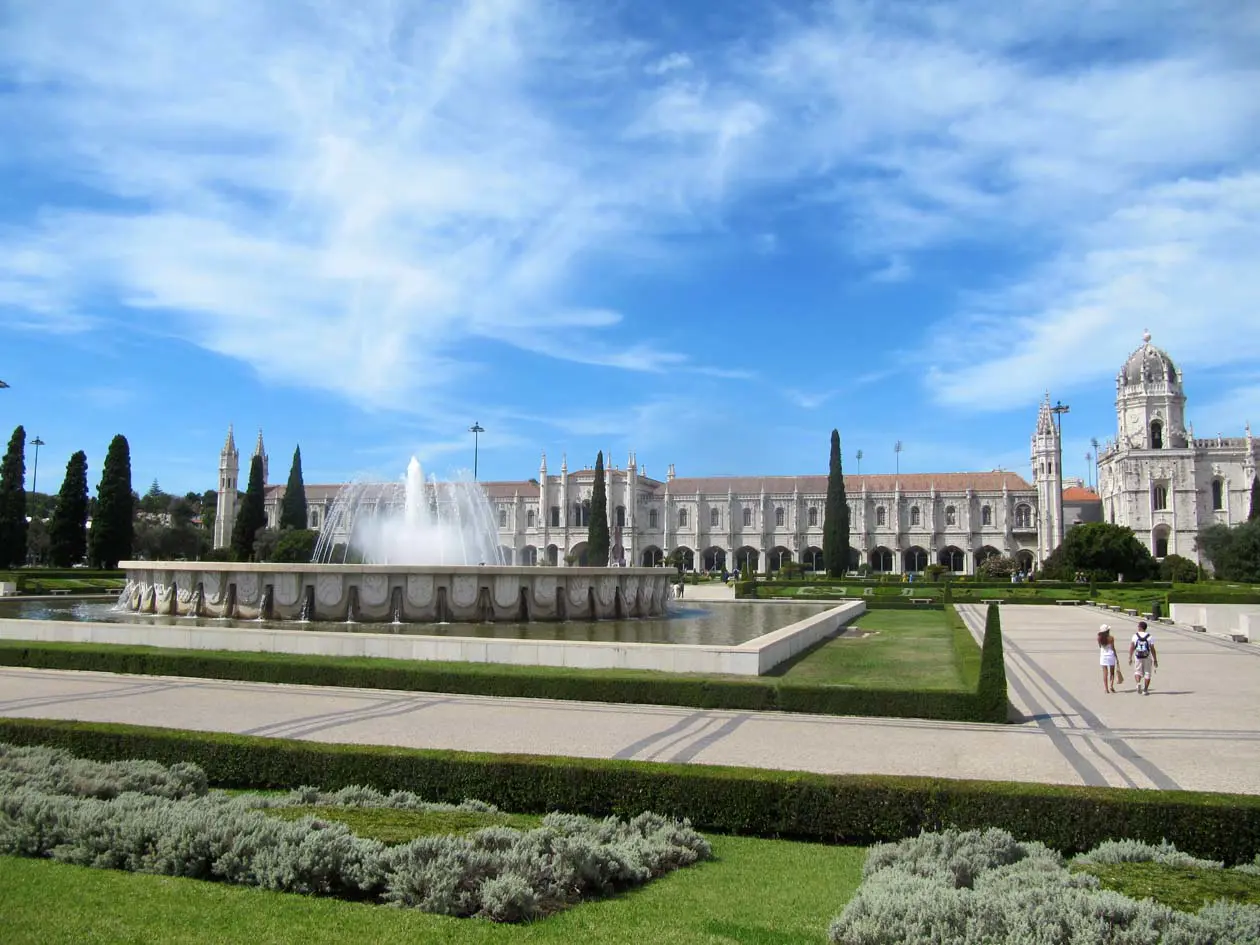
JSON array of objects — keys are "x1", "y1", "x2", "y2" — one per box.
[{"x1": 0, "y1": 606, "x2": 1255, "y2": 793}]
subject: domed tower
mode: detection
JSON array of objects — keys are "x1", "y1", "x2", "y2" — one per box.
[{"x1": 1115, "y1": 330, "x2": 1187, "y2": 451}]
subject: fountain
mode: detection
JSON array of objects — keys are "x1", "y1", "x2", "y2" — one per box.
[{"x1": 119, "y1": 457, "x2": 671, "y2": 623}]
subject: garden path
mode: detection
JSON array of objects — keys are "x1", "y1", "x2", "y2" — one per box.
[{"x1": 0, "y1": 606, "x2": 1256, "y2": 794}]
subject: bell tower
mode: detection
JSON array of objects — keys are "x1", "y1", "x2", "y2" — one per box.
[
  {"x1": 1031, "y1": 395, "x2": 1063, "y2": 561},
  {"x1": 213, "y1": 426, "x2": 239, "y2": 549},
  {"x1": 1116, "y1": 329, "x2": 1187, "y2": 451}
]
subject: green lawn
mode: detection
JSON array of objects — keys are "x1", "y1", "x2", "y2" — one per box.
[
  {"x1": 0, "y1": 835, "x2": 865, "y2": 945},
  {"x1": 1074, "y1": 861, "x2": 1260, "y2": 913},
  {"x1": 770, "y1": 608, "x2": 977, "y2": 692}
]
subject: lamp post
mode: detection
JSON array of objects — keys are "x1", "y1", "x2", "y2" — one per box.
[
  {"x1": 468, "y1": 422, "x2": 485, "y2": 481},
  {"x1": 1050, "y1": 400, "x2": 1070, "y2": 543},
  {"x1": 855, "y1": 449, "x2": 863, "y2": 475},
  {"x1": 1090, "y1": 437, "x2": 1100, "y2": 493},
  {"x1": 31, "y1": 436, "x2": 45, "y2": 494},
  {"x1": 894, "y1": 441, "x2": 902, "y2": 476}
]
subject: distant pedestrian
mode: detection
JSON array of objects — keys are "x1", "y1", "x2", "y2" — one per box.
[
  {"x1": 1097, "y1": 624, "x2": 1122, "y2": 693},
  {"x1": 674, "y1": 578, "x2": 685, "y2": 599},
  {"x1": 1128, "y1": 620, "x2": 1159, "y2": 694}
]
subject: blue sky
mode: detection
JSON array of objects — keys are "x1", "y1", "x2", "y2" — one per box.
[{"x1": 2, "y1": 0, "x2": 1258, "y2": 496}]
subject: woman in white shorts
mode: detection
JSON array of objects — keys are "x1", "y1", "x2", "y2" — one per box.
[{"x1": 1097, "y1": 624, "x2": 1120, "y2": 693}]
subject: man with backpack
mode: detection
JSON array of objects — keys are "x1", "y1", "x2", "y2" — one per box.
[{"x1": 1128, "y1": 620, "x2": 1159, "y2": 695}]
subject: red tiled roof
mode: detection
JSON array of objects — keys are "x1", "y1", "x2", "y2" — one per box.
[
  {"x1": 666, "y1": 471, "x2": 1033, "y2": 495},
  {"x1": 1063, "y1": 486, "x2": 1101, "y2": 502},
  {"x1": 260, "y1": 470, "x2": 1034, "y2": 501}
]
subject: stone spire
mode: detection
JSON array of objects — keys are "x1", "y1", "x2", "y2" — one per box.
[
  {"x1": 252, "y1": 429, "x2": 269, "y2": 484},
  {"x1": 1036, "y1": 393, "x2": 1054, "y2": 436},
  {"x1": 224, "y1": 424, "x2": 237, "y2": 453}
]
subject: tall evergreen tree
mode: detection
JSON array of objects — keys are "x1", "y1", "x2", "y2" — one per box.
[
  {"x1": 279, "y1": 445, "x2": 308, "y2": 530},
  {"x1": 89, "y1": 434, "x2": 134, "y2": 569},
  {"x1": 48, "y1": 451, "x2": 90, "y2": 567},
  {"x1": 823, "y1": 429, "x2": 851, "y2": 577},
  {"x1": 231, "y1": 454, "x2": 267, "y2": 561},
  {"x1": 0, "y1": 425, "x2": 27, "y2": 568},
  {"x1": 1250, "y1": 475, "x2": 1260, "y2": 522},
  {"x1": 587, "y1": 451, "x2": 610, "y2": 567}
]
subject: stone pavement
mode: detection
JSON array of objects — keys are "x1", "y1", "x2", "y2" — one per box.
[{"x1": 0, "y1": 605, "x2": 1255, "y2": 794}]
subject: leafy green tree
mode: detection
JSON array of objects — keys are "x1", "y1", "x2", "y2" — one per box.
[
  {"x1": 1197, "y1": 520, "x2": 1260, "y2": 583},
  {"x1": 200, "y1": 489, "x2": 217, "y2": 535},
  {"x1": 279, "y1": 446, "x2": 308, "y2": 530},
  {"x1": 978, "y1": 554, "x2": 1018, "y2": 579},
  {"x1": 89, "y1": 435, "x2": 134, "y2": 569},
  {"x1": 0, "y1": 425, "x2": 26, "y2": 568},
  {"x1": 231, "y1": 454, "x2": 267, "y2": 561},
  {"x1": 139, "y1": 479, "x2": 169, "y2": 515},
  {"x1": 1039, "y1": 522, "x2": 1157, "y2": 581},
  {"x1": 25, "y1": 517, "x2": 50, "y2": 565},
  {"x1": 1251, "y1": 475, "x2": 1260, "y2": 522},
  {"x1": 1158, "y1": 553, "x2": 1199, "y2": 584},
  {"x1": 48, "y1": 451, "x2": 90, "y2": 567},
  {"x1": 271, "y1": 528, "x2": 319, "y2": 563},
  {"x1": 26, "y1": 491, "x2": 55, "y2": 520},
  {"x1": 587, "y1": 451, "x2": 610, "y2": 566},
  {"x1": 823, "y1": 429, "x2": 850, "y2": 577}
]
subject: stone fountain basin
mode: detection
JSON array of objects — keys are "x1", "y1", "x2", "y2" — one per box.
[{"x1": 119, "y1": 562, "x2": 672, "y2": 623}]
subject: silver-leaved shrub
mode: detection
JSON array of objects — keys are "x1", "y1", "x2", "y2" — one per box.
[
  {"x1": 830, "y1": 828, "x2": 1260, "y2": 945},
  {"x1": 0, "y1": 742, "x2": 711, "y2": 922}
]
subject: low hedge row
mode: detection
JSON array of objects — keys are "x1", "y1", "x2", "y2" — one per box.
[
  {"x1": 0, "y1": 640, "x2": 988, "y2": 722},
  {"x1": 2, "y1": 717, "x2": 1257, "y2": 864}
]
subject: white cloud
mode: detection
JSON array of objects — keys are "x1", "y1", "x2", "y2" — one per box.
[
  {"x1": 646, "y1": 52, "x2": 692, "y2": 75},
  {"x1": 3, "y1": 0, "x2": 1258, "y2": 423}
]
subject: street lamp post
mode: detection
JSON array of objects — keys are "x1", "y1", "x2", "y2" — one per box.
[
  {"x1": 894, "y1": 441, "x2": 902, "y2": 475},
  {"x1": 1090, "y1": 437, "x2": 1100, "y2": 494},
  {"x1": 468, "y1": 422, "x2": 485, "y2": 481},
  {"x1": 31, "y1": 436, "x2": 45, "y2": 494},
  {"x1": 855, "y1": 449, "x2": 863, "y2": 475},
  {"x1": 1050, "y1": 400, "x2": 1070, "y2": 544}
]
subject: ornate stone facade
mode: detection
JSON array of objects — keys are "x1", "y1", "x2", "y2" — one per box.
[
  {"x1": 210, "y1": 333, "x2": 1257, "y2": 574},
  {"x1": 1097, "y1": 332, "x2": 1257, "y2": 564}
]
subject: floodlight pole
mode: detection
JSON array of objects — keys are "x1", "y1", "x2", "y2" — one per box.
[
  {"x1": 31, "y1": 436, "x2": 45, "y2": 494},
  {"x1": 469, "y1": 422, "x2": 485, "y2": 481}
]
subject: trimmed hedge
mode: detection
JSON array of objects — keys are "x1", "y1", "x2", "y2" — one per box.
[
  {"x1": 976, "y1": 604, "x2": 1008, "y2": 723},
  {"x1": 2, "y1": 718, "x2": 1258, "y2": 864},
  {"x1": 0, "y1": 640, "x2": 989, "y2": 723}
]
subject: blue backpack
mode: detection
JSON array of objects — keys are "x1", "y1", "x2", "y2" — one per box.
[{"x1": 1134, "y1": 632, "x2": 1152, "y2": 658}]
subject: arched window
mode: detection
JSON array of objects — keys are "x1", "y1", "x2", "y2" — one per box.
[
  {"x1": 1211, "y1": 479, "x2": 1224, "y2": 510},
  {"x1": 981, "y1": 505, "x2": 993, "y2": 526},
  {"x1": 710, "y1": 507, "x2": 720, "y2": 527},
  {"x1": 743, "y1": 508, "x2": 752, "y2": 527},
  {"x1": 1014, "y1": 504, "x2": 1031, "y2": 528},
  {"x1": 808, "y1": 507, "x2": 818, "y2": 526},
  {"x1": 678, "y1": 508, "x2": 688, "y2": 527},
  {"x1": 498, "y1": 509, "x2": 507, "y2": 528},
  {"x1": 876, "y1": 507, "x2": 886, "y2": 526},
  {"x1": 1150, "y1": 419, "x2": 1164, "y2": 449},
  {"x1": 910, "y1": 507, "x2": 920, "y2": 526},
  {"x1": 775, "y1": 507, "x2": 785, "y2": 526},
  {"x1": 526, "y1": 509, "x2": 536, "y2": 528},
  {"x1": 945, "y1": 506, "x2": 956, "y2": 526},
  {"x1": 1152, "y1": 484, "x2": 1168, "y2": 511},
  {"x1": 616, "y1": 505, "x2": 625, "y2": 527},
  {"x1": 648, "y1": 509, "x2": 658, "y2": 529}
]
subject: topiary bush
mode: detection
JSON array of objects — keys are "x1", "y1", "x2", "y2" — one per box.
[{"x1": 975, "y1": 604, "x2": 1008, "y2": 723}]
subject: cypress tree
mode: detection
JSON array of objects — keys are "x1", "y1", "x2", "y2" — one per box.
[
  {"x1": 231, "y1": 454, "x2": 267, "y2": 561},
  {"x1": 279, "y1": 445, "x2": 308, "y2": 531},
  {"x1": 48, "y1": 451, "x2": 90, "y2": 567},
  {"x1": 823, "y1": 429, "x2": 851, "y2": 577},
  {"x1": 587, "y1": 451, "x2": 610, "y2": 566},
  {"x1": 1250, "y1": 475, "x2": 1260, "y2": 522},
  {"x1": 90, "y1": 434, "x2": 134, "y2": 569},
  {"x1": 0, "y1": 425, "x2": 27, "y2": 568}
]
